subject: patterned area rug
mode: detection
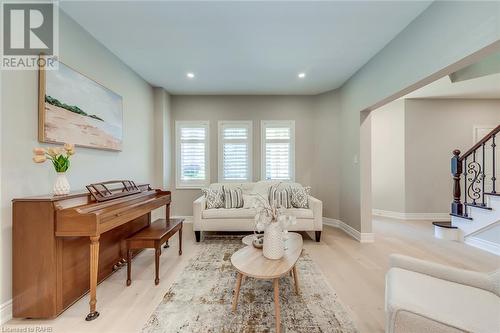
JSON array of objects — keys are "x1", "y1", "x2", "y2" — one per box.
[{"x1": 142, "y1": 236, "x2": 358, "y2": 333}]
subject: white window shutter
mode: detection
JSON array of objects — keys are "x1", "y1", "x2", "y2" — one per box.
[
  {"x1": 218, "y1": 121, "x2": 252, "y2": 182},
  {"x1": 176, "y1": 121, "x2": 209, "y2": 188},
  {"x1": 262, "y1": 121, "x2": 295, "y2": 181}
]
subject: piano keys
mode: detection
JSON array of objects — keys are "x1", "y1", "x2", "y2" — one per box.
[{"x1": 12, "y1": 183, "x2": 171, "y2": 320}]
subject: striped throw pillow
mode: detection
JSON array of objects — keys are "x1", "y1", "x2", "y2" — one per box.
[
  {"x1": 268, "y1": 184, "x2": 291, "y2": 209},
  {"x1": 223, "y1": 186, "x2": 244, "y2": 209}
]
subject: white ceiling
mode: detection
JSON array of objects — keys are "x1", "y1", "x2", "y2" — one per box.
[
  {"x1": 60, "y1": 1, "x2": 431, "y2": 95},
  {"x1": 404, "y1": 73, "x2": 500, "y2": 99}
]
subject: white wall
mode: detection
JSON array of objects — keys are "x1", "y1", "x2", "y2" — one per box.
[
  {"x1": 169, "y1": 94, "x2": 343, "y2": 217},
  {"x1": 0, "y1": 12, "x2": 156, "y2": 310},
  {"x1": 371, "y1": 100, "x2": 406, "y2": 213},
  {"x1": 170, "y1": 95, "x2": 316, "y2": 216},
  {"x1": 404, "y1": 98, "x2": 500, "y2": 213},
  {"x1": 338, "y1": 1, "x2": 500, "y2": 233},
  {"x1": 371, "y1": 98, "x2": 500, "y2": 215}
]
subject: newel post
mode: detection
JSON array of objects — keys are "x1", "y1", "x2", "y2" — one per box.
[{"x1": 451, "y1": 149, "x2": 463, "y2": 215}]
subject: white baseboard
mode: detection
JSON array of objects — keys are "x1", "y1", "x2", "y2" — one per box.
[
  {"x1": 171, "y1": 215, "x2": 193, "y2": 223},
  {"x1": 465, "y1": 236, "x2": 500, "y2": 256},
  {"x1": 174, "y1": 216, "x2": 374, "y2": 243},
  {"x1": 373, "y1": 209, "x2": 449, "y2": 221},
  {"x1": 1, "y1": 299, "x2": 12, "y2": 325},
  {"x1": 323, "y1": 217, "x2": 375, "y2": 243}
]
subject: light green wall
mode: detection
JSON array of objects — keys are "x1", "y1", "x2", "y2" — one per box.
[
  {"x1": 338, "y1": 1, "x2": 500, "y2": 232},
  {"x1": 0, "y1": 12, "x2": 156, "y2": 305}
]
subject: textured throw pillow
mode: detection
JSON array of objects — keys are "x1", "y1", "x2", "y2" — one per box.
[
  {"x1": 223, "y1": 186, "x2": 244, "y2": 208},
  {"x1": 201, "y1": 188, "x2": 225, "y2": 209},
  {"x1": 243, "y1": 194, "x2": 258, "y2": 209},
  {"x1": 290, "y1": 186, "x2": 311, "y2": 208},
  {"x1": 268, "y1": 184, "x2": 291, "y2": 208}
]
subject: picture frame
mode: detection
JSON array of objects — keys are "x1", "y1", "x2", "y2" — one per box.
[{"x1": 38, "y1": 56, "x2": 123, "y2": 151}]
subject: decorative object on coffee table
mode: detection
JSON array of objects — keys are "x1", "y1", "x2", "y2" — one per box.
[
  {"x1": 32, "y1": 143, "x2": 75, "y2": 195},
  {"x1": 231, "y1": 232, "x2": 303, "y2": 333},
  {"x1": 253, "y1": 192, "x2": 289, "y2": 260}
]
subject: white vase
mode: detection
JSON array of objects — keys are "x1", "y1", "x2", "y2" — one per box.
[
  {"x1": 263, "y1": 221, "x2": 284, "y2": 260},
  {"x1": 53, "y1": 172, "x2": 70, "y2": 195}
]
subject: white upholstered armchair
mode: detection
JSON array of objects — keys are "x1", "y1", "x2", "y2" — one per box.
[{"x1": 385, "y1": 254, "x2": 500, "y2": 333}]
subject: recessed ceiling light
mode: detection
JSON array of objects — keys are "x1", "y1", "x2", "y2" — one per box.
[
  {"x1": 298, "y1": 72, "x2": 306, "y2": 79},
  {"x1": 187, "y1": 72, "x2": 195, "y2": 79}
]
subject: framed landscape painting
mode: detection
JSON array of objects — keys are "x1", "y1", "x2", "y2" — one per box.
[{"x1": 39, "y1": 59, "x2": 123, "y2": 151}]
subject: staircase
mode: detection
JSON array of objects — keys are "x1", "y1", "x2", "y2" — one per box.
[{"x1": 449, "y1": 124, "x2": 500, "y2": 255}]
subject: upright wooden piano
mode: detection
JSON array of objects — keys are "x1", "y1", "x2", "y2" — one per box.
[{"x1": 12, "y1": 182, "x2": 171, "y2": 321}]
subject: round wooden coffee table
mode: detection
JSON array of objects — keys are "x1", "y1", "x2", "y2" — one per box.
[{"x1": 231, "y1": 232, "x2": 303, "y2": 333}]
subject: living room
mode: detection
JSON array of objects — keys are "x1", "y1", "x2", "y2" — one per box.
[{"x1": 1, "y1": 1, "x2": 499, "y2": 333}]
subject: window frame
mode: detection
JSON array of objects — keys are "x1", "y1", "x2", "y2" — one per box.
[
  {"x1": 260, "y1": 120, "x2": 295, "y2": 181},
  {"x1": 217, "y1": 120, "x2": 253, "y2": 182},
  {"x1": 175, "y1": 120, "x2": 210, "y2": 189}
]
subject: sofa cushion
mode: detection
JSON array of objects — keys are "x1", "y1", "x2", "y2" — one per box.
[
  {"x1": 209, "y1": 182, "x2": 254, "y2": 194},
  {"x1": 243, "y1": 194, "x2": 259, "y2": 209},
  {"x1": 386, "y1": 268, "x2": 500, "y2": 333},
  {"x1": 283, "y1": 208, "x2": 314, "y2": 219},
  {"x1": 290, "y1": 186, "x2": 311, "y2": 208},
  {"x1": 268, "y1": 184, "x2": 292, "y2": 208},
  {"x1": 223, "y1": 186, "x2": 244, "y2": 208},
  {"x1": 202, "y1": 208, "x2": 258, "y2": 219},
  {"x1": 201, "y1": 188, "x2": 224, "y2": 209}
]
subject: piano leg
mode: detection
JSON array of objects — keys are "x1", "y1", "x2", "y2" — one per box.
[{"x1": 86, "y1": 235, "x2": 100, "y2": 321}]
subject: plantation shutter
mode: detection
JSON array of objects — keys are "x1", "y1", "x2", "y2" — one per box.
[
  {"x1": 262, "y1": 121, "x2": 295, "y2": 180},
  {"x1": 176, "y1": 121, "x2": 209, "y2": 188},
  {"x1": 219, "y1": 122, "x2": 252, "y2": 181}
]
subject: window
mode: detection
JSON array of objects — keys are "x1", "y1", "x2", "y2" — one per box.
[
  {"x1": 176, "y1": 121, "x2": 209, "y2": 188},
  {"x1": 218, "y1": 121, "x2": 252, "y2": 182},
  {"x1": 261, "y1": 120, "x2": 295, "y2": 181}
]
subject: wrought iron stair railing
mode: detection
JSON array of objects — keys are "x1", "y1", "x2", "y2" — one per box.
[{"x1": 451, "y1": 124, "x2": 500, "y2": 219}]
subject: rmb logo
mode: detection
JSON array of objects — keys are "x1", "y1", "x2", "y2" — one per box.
[{"x1": 1, "y1": 1, "x2": 58, "y2": 69}]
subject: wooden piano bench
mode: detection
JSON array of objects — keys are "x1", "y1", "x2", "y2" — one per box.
[{"x1": 126, "y1": 218, "x2": 184, "y2": 286}]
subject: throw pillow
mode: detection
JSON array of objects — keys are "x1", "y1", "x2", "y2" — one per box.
[
  {"x1": 290, "y1": 186, "x2": 311, "y2": 208},
  {"x1": 268, "y1": 184, "x2": 291, "y2": 209},
  {"x1": 243, "y1": 194, "x2": 258, "y2": 209},
  {"x1": 223, "y1": 186, "x2": 244, "y2": 209},
  {"x1": 201, "y1": 188, "x2": 225, "y2": 209}
]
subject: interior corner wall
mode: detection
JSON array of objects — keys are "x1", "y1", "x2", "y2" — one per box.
[
  {"x1": 153, "y1": 88, "x2": 172, "y2": 190},
  {"x1": 338, "y1": 1, "x2": 500, "y2": 233},
  {"x1": 404, "y1": 98, "x2": 500, "y2": 214},
  {"x1": 312, "y1": 90, "x2": 341, "y2": 220},
  {"x1": 0, "y1": 11, "x2": 156, "y2": 308},
  {"x1": 371, "y1": 100, "x2": 406, "y2": 213}
]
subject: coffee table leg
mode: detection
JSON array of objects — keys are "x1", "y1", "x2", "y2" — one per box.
[
  {"x1": 273, "y1": 278, "x2": 281, "y2": 333},
  {"x1": 178, "y1": 225, "x2": 183, "y2": 255},
  {"x1": 232, "y1": 272, "x2": 243, "y2": 312},
  {"x1": 292, "y1": 265, "x2": 300, "y2": 295}
]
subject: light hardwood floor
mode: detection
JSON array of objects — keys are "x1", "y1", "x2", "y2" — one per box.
[{"x1": 4, "y1": 217, "x2": 499, "y2": 333}]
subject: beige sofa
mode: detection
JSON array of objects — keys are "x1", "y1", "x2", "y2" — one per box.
[
  {"x1": 385, "y1": 254, "x2": 500, "y2": 333},
  {"x1": 193, "y1": 181, "x2": 323, "y2": 242}
]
